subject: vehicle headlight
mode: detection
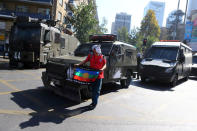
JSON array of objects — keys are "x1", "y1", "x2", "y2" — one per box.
[{"x1": 165, "y1": 67, "x2": 173, "y2": 73}]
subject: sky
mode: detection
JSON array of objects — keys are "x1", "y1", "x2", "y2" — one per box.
[{"x1": 96, "y1": 0, "x2": 187, "y2": 33}]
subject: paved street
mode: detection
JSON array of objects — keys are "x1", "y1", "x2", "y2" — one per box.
[{"x1": 0, "y1": 57, "x2": 197, "y2": 131}]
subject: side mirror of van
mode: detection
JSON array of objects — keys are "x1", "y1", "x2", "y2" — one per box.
[{"x1": 44, "y1": 30, "x2": 52, "y2": 44}]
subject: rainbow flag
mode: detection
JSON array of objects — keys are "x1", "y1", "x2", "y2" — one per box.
[{"x1": 73, "y1": 68, "x2": 99, "y2": 83}]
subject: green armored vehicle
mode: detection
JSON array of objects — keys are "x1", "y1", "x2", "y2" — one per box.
[
  {"x1": 9, "y1": 17, "x2": 80, "y2": 68},
  {"x1": 42, "y1": 34, "x2": 137, "y2": 102}
]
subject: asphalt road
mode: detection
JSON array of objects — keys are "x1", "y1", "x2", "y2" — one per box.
[{"x1": 0, "y1": 57, "x2": 197, "y2": 131}]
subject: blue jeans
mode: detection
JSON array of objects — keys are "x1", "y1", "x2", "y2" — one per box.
[{"x1": 91, "y1": 79, "x2": 102, "y2": 106}]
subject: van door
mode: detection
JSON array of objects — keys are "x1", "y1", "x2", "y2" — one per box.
[
  {"x1": 108, "y1": 45, "x2": 123, "y2": 80},
  {"x1": 178, "y1": 48, "x2": 185, "y2": 78}
]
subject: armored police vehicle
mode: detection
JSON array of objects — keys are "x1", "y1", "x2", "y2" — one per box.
[
  {"x1": 9, "y1": 17, "x2": 80, "y2": 68},
  {"x1": 140, "y1": 40, "x2": 192, "y2": 87},
  {"x1": 42, "y1": 34, "x2": 137, "y2": 102}
]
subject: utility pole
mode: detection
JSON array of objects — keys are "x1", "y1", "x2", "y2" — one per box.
[
  {"x1": 173, "y1": 0, "x2": 181, "y2": 40},
  {"x1": 184, "y1": 0, "x2": 189, "y2": 24}
]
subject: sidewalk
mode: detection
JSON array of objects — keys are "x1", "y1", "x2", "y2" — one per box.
[{"x1": 0, "y1": 56, "x2": 9, "y2": 62}]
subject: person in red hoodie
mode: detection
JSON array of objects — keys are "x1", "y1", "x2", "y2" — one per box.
[{"x1": 75, "y1": 45, "x2": 106, "y2": 109}]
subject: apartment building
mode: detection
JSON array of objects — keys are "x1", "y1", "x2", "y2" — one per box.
[
  {"x1": 111, "y1": 12, "x2": 131, "y2": 35},
  {"x1": 0, "y1": 0, "x2": 88, "y2": 53},
  {"x1": 144, "y1": 1, "x2": 165, "y2": 27}
]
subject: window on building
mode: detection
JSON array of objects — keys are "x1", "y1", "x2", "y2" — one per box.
[
  {"x1": 38, "y1": 8, "x2": 50, "y2": 15},
  {"x1": 57, "y1": 11, "x2": 62, "y2": 22},
  {"x1": 60, "y1": 38, "x2": 65, "y2": 49},
  {"x1": 16, "y1": 5, "x2": 28, "y2": 12},
  {"x1": 55, "y1": 33, "x2": 60, "y2": 43},
  {"x1": 64, "y1": 2, "x2": 67, "y2": 10},
  {"x1": 59, "y1": 0, "x2": 63, "y2": 6}
]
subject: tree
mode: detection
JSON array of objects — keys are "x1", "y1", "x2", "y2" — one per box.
[
  {"x1": 98, "y1": 17, "x2": 108, "y2": 34},
  {"x1": 67, "y1": 0, "x2": 104, "y2": 43},
  {"x1": 129, "y1": 27, "x2": 140, "y2": 46},
  {"x1": 137, "y1": 9, "x2": 160, "y2": 51},
  {"x1": 117, "y1": 27, "x2": 130, "y2": 43},
  {"x1": 166, "y1": 10, "x2": 184, "y2": 40},
  {"x1": 140, "y1": 10, "x2": 160, "y2": 38}
]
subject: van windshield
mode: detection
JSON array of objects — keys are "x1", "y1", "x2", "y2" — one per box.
[
  {"x1": 145, "y1": 47, "x2": 178, "y2": 61},
  {"x1": 74, "y1": 43, "x2": 113, "y2": 56},
  {"x1": 193, "y1": 56, "x2": 197, "y2": 64}
]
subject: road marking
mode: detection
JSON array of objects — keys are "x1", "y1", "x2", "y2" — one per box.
[
  {"x1": 20, "y1": 71, "x2": 40, "y2": 77},
  {"x1": 0, "y1": 91, "x2": 20, "y2": 95},
  {"x1": 0, "y1": 79, "x2": 21, "y2": 91},
  {"x1": 0, "y1": 109, "x2": 34, "y2": 115},
  {"x1": 0, "y1": 79, "x2": 47, "y2": 110},
  {"x1": 6, "y1": 77, "x2": 40, "y2": 82}
]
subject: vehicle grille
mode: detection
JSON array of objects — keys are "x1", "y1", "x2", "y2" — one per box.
[
  {"x1": 143, "y1": 65, "x2": 166, "y2": 75},
  {"x1": 46, "y1": 62, "x2": 67, "y2": 77}
]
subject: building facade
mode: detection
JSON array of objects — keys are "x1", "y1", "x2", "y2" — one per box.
[
  {"x1": 144, "y1": 1, "x2": 165, "y2": 27},
  {"x1": 186, "y1": 0, "x2": 197, "y2": 52},
  {"x1": 0, "y1": 0, "x2": 88, "y2": 53},
  {"x1": 111, "y1": 12, "x2": 131, "y2": 35},
  {"x1": 0, "y1": 0, "x2": 53, "y2": 53}
]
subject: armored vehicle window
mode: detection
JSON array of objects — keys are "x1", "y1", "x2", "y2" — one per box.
[
  {"x1": 74, "y1": 43, "x2": 113, "y2": 56},
  {"x1": 60, "y1": 38, "x2": 65, "y2": 49},
  {"x1": 44, "y1": 30, "x2": 52, "y2": 43},
  {"x1": 125, "y1": 49, "x2": 133, "y2": 57},
  {"x1": 145, "y1": 47, "x2": 178, "y2": 61},
  {"x1": 193, "y1": 56, "x2": 197, "y2": 64},
  {"x1": 111, "y1": 45, "x2": 121, "y2": 55},
  {"x1": 55, "y1": 33, "x2": 60, "y2": 43},
  {"x1": 14, "y1": 27, "x2": 40, "y2": 43}
]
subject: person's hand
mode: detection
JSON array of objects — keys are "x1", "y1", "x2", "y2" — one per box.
[
  {"x1": 74, "y1": 64, "x2": 80, "y2": 67},
  {"x1": 99, "y1": 68, "x2": 104, "y2": 71}
]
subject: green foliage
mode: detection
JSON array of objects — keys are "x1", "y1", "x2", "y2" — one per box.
[
  {"x1": 129, "y1": 27, "x2": 140, "y2": 45},
  {"x1": 97, "y1": 17, "x2": 108, "y2": 34},
  {"x1": 140, "y1": 10, "x2": 160, "y2": 38},
  {"x1": 66, "y1": 0, "x2": 107, "y2": 43},
  {"x1": 136, "y1": 9, "x2": 160, "y2": 52},
  {"x1": 117, "y1": 27, "x2": 130, "y2": 43}
]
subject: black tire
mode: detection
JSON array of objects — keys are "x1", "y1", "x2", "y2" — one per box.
[
  {"x1": 34, "y1": 63, "x2": 40, "y2": 69},
  {"x1": 9, "y1": 61, "x2": 17, "y2": 68},
  {"x1": 184, "y1": 74, "x2": 189, "y2": 81},
  {"x1": 170, "y1": 74, "x2": 178, "y2": 87},
  {"x1": 42, "y1": 72, "x2": 50, "y2": 88},
  {"x1": 120, "y1": 71, "x2": 131, "y2": 88},
  {"x1": 141, "y1": 76, "x2": 146, "y2": 82}
]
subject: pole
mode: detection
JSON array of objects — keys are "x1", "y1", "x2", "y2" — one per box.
[
  {"x1": 173, "y1": 0, "x2": 181, "y2": 40},
  {"x1": 184, "y1": 0, "x2": 189, "y2": 24},
  {"x1": 177, "y1": 0, "x2": 180, "y2": 10}
]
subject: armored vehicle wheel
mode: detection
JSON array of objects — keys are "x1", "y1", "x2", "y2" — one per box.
[
  {"x1": 42, "y1": 72, "x2": 50, "y2": 88},
  {"x1": 170, "y1": 74, "x2": 178, "y2": 87},
  {"x1": 33, "y1": 62, "x2": 40, "y2": 69},
  {"x1": 141, "y1": 76, "x2": 146, "y2": 82},
  {"x1": 9, "y1": 61, "x2": 18, "y2": 68},
  {"x1": 184, "y1": 74, "x2": 189, "y2": 81},
  {"x1": 120, "y1": 71, "x2": 131, "y2": 88}
]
